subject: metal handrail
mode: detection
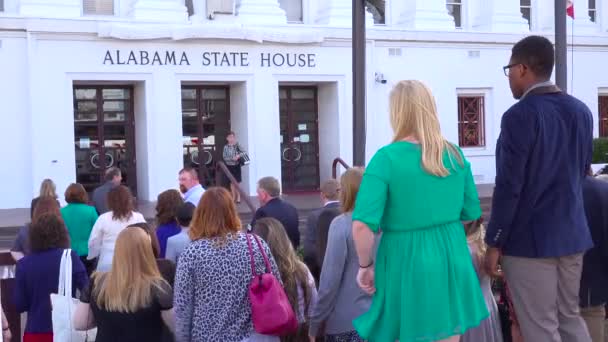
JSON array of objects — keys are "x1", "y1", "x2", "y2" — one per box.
[
  {"x1": 215, "y1": 161, "x2": 257, "y2": 214},
  {"x1": 332, "y1": 158, "x2": 351, "y2": 179},
  {"x1": 0, "y1": 252, "x2": 20, "y2": 342}
]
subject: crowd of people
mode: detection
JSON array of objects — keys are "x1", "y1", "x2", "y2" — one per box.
[{"x1": 2, "y1": 34, "x2": 607, "y2": 342}]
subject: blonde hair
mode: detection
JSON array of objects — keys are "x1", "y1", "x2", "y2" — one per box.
[
  {"x1": 389, "y1": 80, "x2": 462, "y2": 176},
  {"x1": 464, "y1": 219, "x2": 487, "y2": 265},
  {"x1": 93, "y1": 227, "x2": 166, "y2": 312},
  {"x1": 253, "y1": 218, "x2": 313, "y2": 325},
  {"x1": 39, "y1": 179, "x2": 58, "y2": 199},
  {"x1": 340, "y1": 167, "x2": 364, "y2": 213}
]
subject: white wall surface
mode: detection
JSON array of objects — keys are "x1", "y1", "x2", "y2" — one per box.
[{"x1": 0, "y1": 36, "x2": 31, "y2": 208}]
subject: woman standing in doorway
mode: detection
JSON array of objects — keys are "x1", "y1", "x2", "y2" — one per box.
[
  {"x1": 351, "y1": 80, "x2": 488, "y2": 342},
  {"x1": 223, "y1": 131, "x2": 243, "y2": 203}
]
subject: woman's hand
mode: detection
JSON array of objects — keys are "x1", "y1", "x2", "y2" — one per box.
[
  {"x1": 484, "y1": 247, "x2": 503, "y2": 278},
  {"x1": 308, "y1": 335, "x2": 316, "y2": 342},
  {"x1": 357, "y1": 266, "x2": 376, "y2": 294},
  {"x1": 233, "y1": 155, "x2": 240, "y2": 161},
  {"x1": 2, "y1": 328, "x2": 11, "y2": 341}
]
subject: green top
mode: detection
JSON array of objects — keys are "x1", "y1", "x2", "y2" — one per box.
[
  {"x1": 351, "y1": 141, "x2": 487, "y2": 341},
  {"x1": 353, "y1": 141, "x2": 481, "y2": 232},
  {"x1": 60, "y1": 203, "x2": 98, "y2": 256}
]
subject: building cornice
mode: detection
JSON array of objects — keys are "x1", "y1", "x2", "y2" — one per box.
[{"x1": 1, "y1": 16, "x2": 608, "y2": 47}]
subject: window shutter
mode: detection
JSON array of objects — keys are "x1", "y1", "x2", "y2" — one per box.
[{"x1": 83, "y1": 0, "x2": 114, "y2": 15}]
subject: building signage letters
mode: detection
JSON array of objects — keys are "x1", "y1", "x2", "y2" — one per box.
[{"x1": 103, "y1": 50, "x2": 317, "y2": 68}]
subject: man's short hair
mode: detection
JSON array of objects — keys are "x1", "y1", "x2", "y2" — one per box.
[
  {"x1": 257, "y1": 177, "x2": 281, "y2": 198},
  {"x1": 104, "y1": 167, "x2": 121, "y2": 182},
  {"x1": 177, "y1": 202, "x2": 195, "y2": 227},
  {"x1": 511, "y1": 35, "x2": 555, "y2": 79},
  {"x1": 179, "y1": 167, "x2": 199, "y2": 181},
  {"x1": 320, "y1": 179, "x2": 340, "y2": 201}
]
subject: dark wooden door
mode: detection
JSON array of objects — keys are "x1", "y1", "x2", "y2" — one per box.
[
  {"x1": 279, "y1": 87, "x2": 320, "y2": 193},
  {"x1": 73, "y1": 86, "x2": 136, "y2": 194},
  {"x1": 181, "y1": 86, "x2": 230, "y2": 187}
]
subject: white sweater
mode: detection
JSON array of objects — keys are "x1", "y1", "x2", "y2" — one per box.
[{"x1": 87, "y1": 211, "x2": 146, "y2": 271}]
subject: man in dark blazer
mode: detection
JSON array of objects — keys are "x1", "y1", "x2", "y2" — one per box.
[
  {"x1": 580, "y1": 172, "x2": 608, "y2": 342},
  {"x1": 303, "y1": 179, "x2": 341, "y2": 281},
  {"x1": 251, "y1": 177, "x2": 300, "y2": 248},
  {"x1": 485, "y1": 35, "x2": 593, "y2": 341}
]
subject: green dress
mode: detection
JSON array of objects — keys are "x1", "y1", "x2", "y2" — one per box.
[
  {"x1": 352, "y1": 142, "x2": 488, "y2": 341},
  {"x1": 60, "y1": 203, "x2": 99, "y2": 257}
]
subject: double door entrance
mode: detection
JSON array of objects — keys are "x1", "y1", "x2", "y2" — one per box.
[
  {"x1": 181, "y1": 86, "x2": 230, "y2": 187},
  {"x1": 73, "y1": 86, "x2": 136, "y2": 194},
  {"x1": 279, "y1": 86, "x2": 320, "y2": 193}
]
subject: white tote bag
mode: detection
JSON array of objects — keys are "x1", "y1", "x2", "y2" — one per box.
[{"x1": 50, "y1": 249, "x2": 95, "y2": 342}]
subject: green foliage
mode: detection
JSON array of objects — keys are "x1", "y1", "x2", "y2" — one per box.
[{"x1": 593, "y1": 138, "x2": 608, "y2": 163}]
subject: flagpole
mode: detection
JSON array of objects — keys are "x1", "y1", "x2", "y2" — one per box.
[{"x1": 555, "y1": 0, "x2": 568, "y2": 91}]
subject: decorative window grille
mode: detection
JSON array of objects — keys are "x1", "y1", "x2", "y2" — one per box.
[
  {"x1": 599, "y1": 96, "x2": 608, "y2": 137},
  {"x1": 458, "y1": 96, "x2": 486, "y2": 147}
]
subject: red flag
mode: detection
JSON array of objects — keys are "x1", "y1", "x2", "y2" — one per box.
[{"x1": 567, "y1": 0, "x2": 574, "y2": 18}]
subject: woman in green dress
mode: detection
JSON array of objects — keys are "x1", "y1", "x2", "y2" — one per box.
[{"x1": 352, "y1": 80, "x2": 488, "y2": 342}]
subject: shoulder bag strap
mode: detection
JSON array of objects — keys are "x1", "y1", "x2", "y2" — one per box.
[
  {"x1": 245, "y1": 234, "x2": 257, "y2": 277},
  {"x1": 57, "y1": 249, "x2": 67, "y2": 296},
  {"x1": 65, "y1": 249, "x2": 73, "y2": 298},
  {"x1": 251, "y1": 234, "x2": 272, "y2": 274}
]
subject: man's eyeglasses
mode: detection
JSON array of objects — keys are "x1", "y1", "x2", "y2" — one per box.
[{"x1": 502, "y1": 63, "x2": 521, "y2": 76}]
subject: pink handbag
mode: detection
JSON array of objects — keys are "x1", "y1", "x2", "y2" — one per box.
[{"x1": 246, "y1": 233, "x2": 298, "y2": 336}]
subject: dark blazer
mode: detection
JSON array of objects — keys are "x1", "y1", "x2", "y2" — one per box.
[
  {"x1": 303, "y1": 202, "x2": 340, "y2": 261},
  {"x1": 580, "y1": 177, "x2": 608, "y2": 307},
  {"x1": 92, "y1": 182, "x2": 116, "y2": 215},
  {"x1": 486, "y1": 84, "x2": 593, "y2": 258},
  {"x1": 251, "y1": 198, "x2": 300, "y2": 248}
]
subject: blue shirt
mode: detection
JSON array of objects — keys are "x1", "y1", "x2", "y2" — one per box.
[
  {"x1": 14, "y1": 249, "x2": 88, "y2": 333},
  {"x1": 166, "y1": 228, "x2": 191, "y2": 264},
  {"x1": 156, "y1": 222, "x2": 182, "y2": 258},
  {"x1": 183, "y1": 184, "x2": 204, "y2": 206},
  {"x1": 486, "y1": 86, "x2": 593, "y2": 258}
]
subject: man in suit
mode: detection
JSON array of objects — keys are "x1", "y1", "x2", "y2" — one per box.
[
  {"x1": 580, "y1": 171, "x2": 608, "y2": 342},
  {"x1": 251, "y1": 177, "x2": 300, "y2": 248},
  {"x1": 92, "y1": 167, "x2": 122, "y2": 215},
  {"x1": 485, "y1": 35, "x2": 593, "y2": 342},
  {"x1": 303, "y1": 179, "x2": 341, "y2": 280}
]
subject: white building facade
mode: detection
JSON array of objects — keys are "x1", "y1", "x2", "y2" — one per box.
[{"x1": 1, "y1": 0, "x2": 608, "y2": 209}]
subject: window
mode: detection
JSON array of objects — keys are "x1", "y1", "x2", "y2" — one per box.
[
  {"x1": 279, "y1": 0, "x2": 303, "y2": 23},
  {"x1": 446, "y1": 0, "x2": 462, "y2": 28},
  {"x1": 458, "y1": 96, "x2": 486, "y2": 147},
  {"x1": 520, "y1": 0, "x2": 531, "y2": 28},
  {"x1": 186, "y1": 0, "x2": 193, "y2": 17},
  {"x1": 366, "y1": 0, "x2": 385, "y2": 24},
  {"x1": 0, "y1": 0, "x2": 4, "y2": 11},
  {"x1": 83, "y1": 0, "x2": 113, "y2": 15},
  {"x1": 207, "y1": 0, "x2": 234, "y2": 17},
  {"x1": 599, "y1": 96, "x2": 608, "y2": 137},
  {"x1": 589, "y1": 0, "x2": 597, "y2": 22}
]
